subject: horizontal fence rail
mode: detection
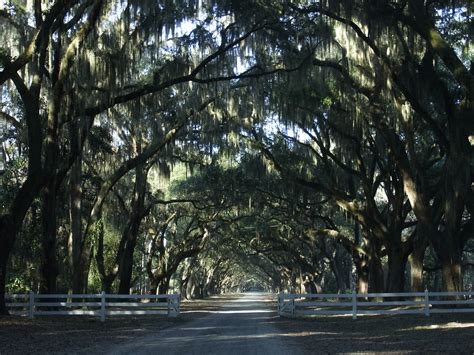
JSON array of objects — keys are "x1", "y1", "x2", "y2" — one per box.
[
  {"x1": 278, "y1": 290, "x2": 474, "y2": 319},
  {"x1": 6, "y1": 292, "x2": 181, "y2": 322}
]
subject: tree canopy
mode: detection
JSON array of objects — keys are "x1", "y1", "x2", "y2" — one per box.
[{"x1": 0, "y1": 0, "x2": 472, "y2": 313}]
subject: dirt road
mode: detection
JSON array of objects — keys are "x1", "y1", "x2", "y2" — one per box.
[
  {"x1": 1, "y1": 293, "x2": 473, "y2": 354},
  {"x1": 107, "y1": 293, "x2": 302, "y2": 355}
]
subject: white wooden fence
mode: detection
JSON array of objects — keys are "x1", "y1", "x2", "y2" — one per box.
[
  {"x1": 278, "y1": 291, "x2": 474, "y2": 319},
  {"x1": 6, "y1": 292, "x2": 181, "y2": 321}
]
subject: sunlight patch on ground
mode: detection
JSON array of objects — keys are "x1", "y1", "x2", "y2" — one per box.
[
  {"x1": 230, "y1": 293, "x2": 276, "y2": 302},
  {"x1": 182, "y1": 309, "x2": 274, "y2": 314},
  {"x1": 279, "y1": 331, "x2": 338, "y2": 337},
  {"x1": 160, "y1": 331, "x2": 338, "y2": 343},
  {"x1": 406, "y1": 322, "x2": 474, "y2": 331},
  {"x1": 230, "y1": 298, "x2": 275, "y2": 303}
]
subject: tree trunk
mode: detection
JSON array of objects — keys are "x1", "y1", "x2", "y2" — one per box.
[
  {"x1": 385, "y1": 237, "x2": 410, "y2": 293},
  {"x1": 0, "y1": 248, "x2": 10, "y2": 315},
  {"x1": 0, "y1": 216, "x2": 15, "y2": 315},
  {"x1": 69, "y1": 154, "x2": 84, "y2": 293},
  {"x1": 353, "y1": 234, "x2": 382, "y2": 294},
  {"x1": 439, "y1": 245, "x2": 463, "y2": 293},
  {"x1": 149, "y1": 278, "x2": 159, "y2": 295},
  {"x1": 386, "y1": 247, "x2": 407, "y2": 293},
  {"x1": 180, "y1": 275, "x2": 191, "y2": 299},
  {"x1": 356, "y1": 270, "x2": 369, "y2": 294},
  {"x1": 354, "y1": 253, "x2": 369, "y2": 294},
  {"x1": 438, "y1": 135, "x2": 469, "y2": 292},
  {"x1": 409, "y1": 230, "x2": 428, "y2": 292},
  {"x1": 39, "y1": 178, "x2": 60, "y2": 294},
  {"x1": 409, "y1": 254, "x2": 424, "y2": 292},
  {"x1": 336, "y1": 244, "x2": 351, "y2": 291},
  {"x1": 158, "y1": 278, "x2": 170, "y2": 295},
  {"x1": 352, "y1": 221, "x2": 369, "y2": 293},
  {"x1": 0, "y1": 172, "x2": 46, "y2": 313},
  {"x1": 94, "y1": 217, "x2": 118, "y2": 293},
  {"x1": 117, "y1": 163, "x2": 146, "y2": 294},
  {"x1": 180, "y1": 258, "x2": 196, "y2": 299},
  {"x1": 102, "y1": 276, "x2": 115, "y2": 294},
  {"x1": 369, "y1": 258, "x2": 384, "y2": 293},
  {"x1": 72, "y1": 244, "x2": 92, "y2": 294},
  {"x1": 329, "y1": 257, "x2": 345, "y2": 293},
  {"x1": 118, "y1": 238, "x2": 138, "y2": 294},
  {"x1": 186, "y1": 275, "x2": 199, "y2": 299},
  {"x1": 203, "y1": 260, "x2": 221, "y2": 296},
  {"x1": 71, "y1": 258, "x2": 88, "y2": 295},
  {"x1": 303, "y1": 275, "x2": 318, "y2": 294}
]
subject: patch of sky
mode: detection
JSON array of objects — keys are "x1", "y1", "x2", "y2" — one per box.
[
  {"x1": 435, "y1": 6, "x2": 472, "y2": 63},
  {"x1": 262, "y1": 114, "x2": 311, "y2": 143}
]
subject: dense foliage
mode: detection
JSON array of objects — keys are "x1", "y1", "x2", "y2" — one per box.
[{"x1": 0, "y1": 0, "x2": 472, "y2": 313}]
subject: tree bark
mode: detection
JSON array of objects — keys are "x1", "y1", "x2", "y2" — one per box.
[
  {"x1": 0, "y1": 170, "x2": 46, "y2": 313},
  {"x1": 384, "y1": 227, "x2": 414, "y2": 293},
  {"x1": 0, "y1": 216, "x2": 15, "y2": 315},
  {"x1": 94, "y1": 217, "x2": 118, "y2": 293},
  {"x1": 328, "y1": 252, "x2": 347, "y2": 293},
  {"x1": 117, "y1": 159, "x2": 147, "y2": 294},
  {"x1": 379, "y1": 120, "x2": 467, "y2": 292},
  {"x1": 369, "y1": 257, "x2": 385, "y2": 293},
  {"x1": 39, "y1": 177, "x2": 60, "y2": 294},
  {"x1": 438, "y1": 242, "x2": 463, "y2": 293},
  {"x1": 353, "y1": 252, "x2": 369, "y2": 294},
  {"x1": 148, "y1": 231, "x2": 208, "y2": 296},
  {"x1": 158, "y1": 278, "x2": 170, "y2": 295},
  {"x1": 385, "y1": 243, "x2": 408, "y2": 293},
  {"x1": 69, "y1": 154, "x2": 87, "y2": 294},
  {"x1": 409, "y1": 229, "x2": 428, "y2": 292},
  {"x1": 72, "y1": 244, "x2": 92, "y2": 294}
]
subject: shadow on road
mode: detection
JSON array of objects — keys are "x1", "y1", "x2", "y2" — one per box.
[{"x1": 108, "y1": 292, "x2": 301, "y2": 355}]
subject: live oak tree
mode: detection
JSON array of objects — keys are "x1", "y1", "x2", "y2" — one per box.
[
  {"x1": 0, "y1": 0, "x2": 305, "y2": 312},
  {"x1": 1, "y1": 0, "x2": 472, "y2": 315},
  {"x1": 250, "y1": 0, "x2": 473, "y2": 292}
]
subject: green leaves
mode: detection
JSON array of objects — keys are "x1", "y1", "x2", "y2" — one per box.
[{"x1": 88, "y1": 126, "x2": 114, "y2": 155}]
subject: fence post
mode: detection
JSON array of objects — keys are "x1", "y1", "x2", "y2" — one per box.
[
  {"x1": 29, "y1": 291, "x2": 35, "y2": 319},
  {"x1": 291, "y1": 297, "x2": 295, "y2": 317},
  {"x1": 424, "y1": 289, "x2": 430, "y2": 317},
  {"x1": 100, "y1": 291, "x2": 106, "y2": 322},
  {"x1": 352, "y1": 291, "x2": 357, "y2": 320},
  {"x1": 168, "y1": 294, "x2": 178, "y2": 318}
]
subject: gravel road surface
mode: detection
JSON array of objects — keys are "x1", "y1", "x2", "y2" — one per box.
[{"x1": 107, "y1": 293, "x2": 301, "y2": 355}]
